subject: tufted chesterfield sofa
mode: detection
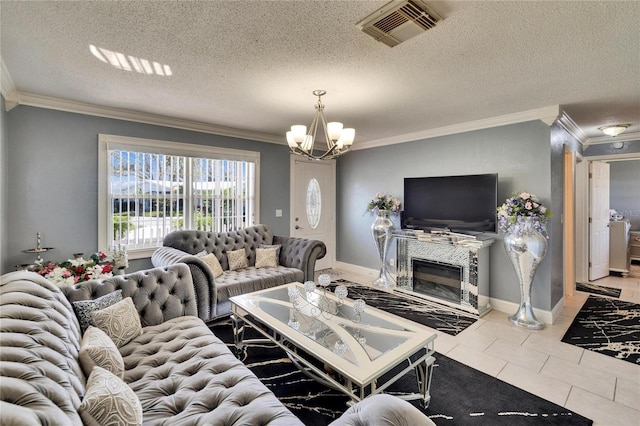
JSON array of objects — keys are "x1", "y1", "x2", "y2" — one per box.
[
  {"x1": 151, "y1": 224, "x2": 327, "y2": 323},
  {"x1": 0, "y1": 265, "x2": 435, "y2": 426}
]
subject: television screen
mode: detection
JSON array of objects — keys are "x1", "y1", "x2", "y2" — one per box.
[{"x1": 402, "y1": 174, "x2": 498, "y2": 233}]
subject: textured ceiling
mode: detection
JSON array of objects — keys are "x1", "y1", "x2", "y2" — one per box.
[{"x1": 1, "y1": 1, "x2": 639, "y2": 147}]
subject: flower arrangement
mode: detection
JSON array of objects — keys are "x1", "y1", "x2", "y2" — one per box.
[
  {"x1": 497, "y1": 192, "x2": 552, "y2": 235},
  {"x1": 37, "y1": 252, "x2": 113, "y2": 287},
  {"x1": 366, "y1": 192, "x2": 401, "y2": 216}
]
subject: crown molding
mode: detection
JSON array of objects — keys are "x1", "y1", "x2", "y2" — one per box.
[
  {"x1": 556, "y1": 110, "x2": 588, "y2": 146},
  {"x1": 9, "y1": 91, "x2": 284, "y2": 145},
  {"x1": 584, "y1": 132, "x2": 640, "y2": 146},
  {"x1": 0, "y1": 57, "x2": 20, "y2": 111},
  {"x1": 353, "y1": 105, "x2": 560, "y2": 150}
]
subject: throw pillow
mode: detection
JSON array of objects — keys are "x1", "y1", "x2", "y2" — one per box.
[
  {"x1": 91, "y1": 297, "x2": 142, "y2": 348},
  {"x1": 72, "y1": 290, "x2": 123, "y2": 334},
  {"x1": 255, "y1": 247, "x2": 278, "y2": 268},
  {"x1": 201, "y1": 253, "x2": 224, "y2": 278},
  {"x1": 259, "y1": 244, "x2": 281, "y2": 262},
  {"x1": 79, "y1": 366, "x2": 143, "y2": 426},
  {"x1": 79, "y1": 326, "x2": 125, "y2": 379},
  {"x1": 227, "y1": 248, "x2": 248, "y2": 271}
]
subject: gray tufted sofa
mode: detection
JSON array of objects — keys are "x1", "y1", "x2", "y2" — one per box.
[
  {"x1": 0, "y1": 266, "x2": 435, "y2": 426},
  {"x1": 151, "y1": 224, "x2": 327, "y2": 323}
]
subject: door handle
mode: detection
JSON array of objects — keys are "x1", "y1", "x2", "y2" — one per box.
[{"x1": 295, "y1": 225, "x2": 304, "y2": 230}]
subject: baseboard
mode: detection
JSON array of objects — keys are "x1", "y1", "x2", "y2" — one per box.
[{"x1": 334, "y1": 261, "x2": 379, "y2": 279}]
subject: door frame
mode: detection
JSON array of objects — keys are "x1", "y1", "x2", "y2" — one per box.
[{"x1": 574, "y1": 151, "x2": 640, "y2": 283}]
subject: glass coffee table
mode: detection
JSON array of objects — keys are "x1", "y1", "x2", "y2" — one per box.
[{"x1": 230, "y1": 282, "x2": 437, "y2": 406}]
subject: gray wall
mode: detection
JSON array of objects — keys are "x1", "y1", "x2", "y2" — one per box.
[
  {"x1": 0, "y1": 97, "x2": 7, "y2": 274},
  {"x1": 337, "y1": 120, "x2": 562, "y2": 310},
  {"x1": 610, "y1": 159, "x2": 640, "y2": 231},
  {"x1": 583, "y1": 139, "x2": 640, "y2": 157},
  {"x1": 4, "y1": 105, "x2": 292, "y2": 272}
]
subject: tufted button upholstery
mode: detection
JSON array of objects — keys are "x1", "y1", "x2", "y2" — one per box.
[
  {"x1": 152, "y1": 225, "x2": 326, "y2": 323},
  {"x1": 62, "y1": 264, "x2": 196, "y2": 328},
  {"x1": 328, "y1": 394, "x2": 436, "y2": 426}
]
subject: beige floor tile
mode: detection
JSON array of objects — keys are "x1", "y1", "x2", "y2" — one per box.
[
  {"x1": 497, "y1": 362, "x2": 571, "y2": 407},
  {"x1": 541, "y1": 356, "x2": 616, "y2": 400},
  {"x1": 454, "y1": 328, "x2": 498, "y2": 352},
  {"x1": 616, "y1": 375, "x2": 640, "y2": 411},
  {"x1": 445, "y1": 344, "x2": 507, "y2": 377},
  {"x1": 433, "y1": 332, "x2": 458, "y2": 355},
  {"x1": 579, "y1": 349, "x2": 640, "y2": 382},
  {"x1": 474, "y1": 319, "x2": 532, "y2": 345},
  {"x1": 485, "y1": 338, "x2": 549, "y2": 373},
  {"x1": 565, "y1": 387, "x2": 640, "y2": 426},
  {"x1": 522, "y1": 333, "x2": 584, "y2": 364}
]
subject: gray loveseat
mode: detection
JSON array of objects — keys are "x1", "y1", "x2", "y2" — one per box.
[
  {"x1": 151, "y1": 224, "x2": 326, "y2": 323},
  {"x1": 0, "y1": 266, "x2": 435, "y2": 426}
]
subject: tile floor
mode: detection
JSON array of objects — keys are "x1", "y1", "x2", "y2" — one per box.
[{"x1": 334, "y1": 264, "x2": 640, "y2": 426}]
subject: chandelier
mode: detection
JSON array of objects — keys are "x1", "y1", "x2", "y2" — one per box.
[{"x1": 286, "y1": 90, "x2": 355, "y2": 160}]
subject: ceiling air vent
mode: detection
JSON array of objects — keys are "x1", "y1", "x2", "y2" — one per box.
[{"x1": 357, "y1": 0, "x2": 441, "y2": 47}]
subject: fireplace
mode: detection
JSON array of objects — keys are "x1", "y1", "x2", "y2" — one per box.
[{"x1": 412, "y1": 259, "x2": 462, "y2": 304}]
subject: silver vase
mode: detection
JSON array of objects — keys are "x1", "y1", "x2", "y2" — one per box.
[
  {"x1": 371, "y1": 210, "x2": 394, "y2": 287},
  {"x1": 503, "y1": 217, "x2": 547, "y2": 329}
]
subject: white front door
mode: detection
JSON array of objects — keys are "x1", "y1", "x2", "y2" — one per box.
[
  {"x1": 290, "y1": 157, "x2": 336, "y2": 271},
  {"x1": 589, "y1": 161, "x2": 610, "y2": 281}
]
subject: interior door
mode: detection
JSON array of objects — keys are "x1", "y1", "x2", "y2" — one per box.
[
  {"x1": 290, "y1": 157, "x2": 336, "y2": 271},
  {"x1": 589, "y1": 161, "x2": 610, "y2": 281}
]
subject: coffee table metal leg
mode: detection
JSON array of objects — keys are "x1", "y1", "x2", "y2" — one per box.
[
  {"x1": 230, "y1": 315, "x2": 245, "y2": 356},
  {"x1": 415, "y1": 355, "x2": 436, "y2": 408}
]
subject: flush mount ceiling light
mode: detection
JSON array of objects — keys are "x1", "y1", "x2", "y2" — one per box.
[
  {"x1": 90, "y1": 45, "x2": 172, "y2": 76},
  {"x1": 286, "y1": 90, "x2": 355, "y2": 160},
  {"x1": 598, "y1": 124, "x2": 630, "y2": 137}
]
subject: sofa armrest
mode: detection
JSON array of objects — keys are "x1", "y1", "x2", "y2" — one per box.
[
  {"x1": 273, "y1": 235, "x2": 326, "y2": 281},
  {"x1": 329, "y1": 394, "x2": 435, "y2": 426},
  {"x1": 62, "y1": 264, "x2": 197, "y2": 327},
  {"x1": 151, "y1": 246, "x2": 218, "y2": 322}
]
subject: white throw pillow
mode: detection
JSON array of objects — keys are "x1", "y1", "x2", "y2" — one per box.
[
  {"x1": 79, "y1": 366, "x2": 142, "y2": 426},
  {"x1": 91, "y1": 297, "x2": 142, "y2": 348},
  {"x1": 72, "y1": 290, "x2": 123, "y2": 334},
  {"x1": 255, "y1": 247, "x2": 278, "y2": 268},
  {"x1": 227, "y1": 248, "x2": 248, "y2": 271},
  {"x1": 79, "y1": 326, "x2": 125, "y2": 379},
  {"x1": 201, "y1": 253, "x2": 224, "y2": 277}
]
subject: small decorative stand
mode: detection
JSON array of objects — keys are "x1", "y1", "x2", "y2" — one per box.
[
  {"x1": 20, "y1": 232, "x2": 54, "y2": 270},
  {"x1": 371, "y1": 210, "x2": 394, "y2": 287}
]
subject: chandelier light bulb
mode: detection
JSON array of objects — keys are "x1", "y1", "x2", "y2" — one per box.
[{"x1": 327, "y1": 122, "x2": 343, "y2": 141}]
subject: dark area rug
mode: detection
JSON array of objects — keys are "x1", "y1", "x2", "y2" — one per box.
[
  {"x1": 575, "y1": 282, "x2": 621, "y2": 298},
  {"x1": 211, "y1": 323, "x2": 592, "y2": 425},
  {"x1": 329, "y1": 279, "x2": 478, "y2": 336},
  {"x1": 562, "y1": 295, "x2": 640, "y2": 365}
]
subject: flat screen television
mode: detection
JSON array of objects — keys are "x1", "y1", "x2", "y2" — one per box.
[{"x1": 402, "y1": 173, "x2": 498, "y2": 233}]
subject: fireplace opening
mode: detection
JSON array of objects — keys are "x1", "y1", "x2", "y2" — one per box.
[{"x1": 412, "y1": 259, "x2": 462, "y2": 304}]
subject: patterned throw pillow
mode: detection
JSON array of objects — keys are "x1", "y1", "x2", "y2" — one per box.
[
  {"x1": 227, "y1": 248, "x2": 248, "y2": 271},
  {"x1": 201, "y1": 253, "x2": 224, "y2": 278},
  {"x1": 259, "y1": 244, "x2": 281, "y2": 262},
  {"x1": 91, "y1": 297, "x2": 142, "y2": 348},
  {"x1": 79, "y1": 366, "x2": 143, "y2": 426},
  {"x1": 72, "y1": 290, "x2": 123, "y2": 334},
  {"x1": 79, "y1": 326, "x2": 125, "y2": 379},
  {"x1": 255, "y1": 247, "x2": 278, "y2": 268}
]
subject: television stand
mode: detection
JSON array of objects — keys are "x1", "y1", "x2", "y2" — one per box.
[{"x1": 394, "y1": 230, "x2": 494, "y2": 316}]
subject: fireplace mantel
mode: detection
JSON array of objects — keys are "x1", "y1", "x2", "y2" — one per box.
[{"x1": 395, "y1": 230, "x2": 494, "y2": 316}]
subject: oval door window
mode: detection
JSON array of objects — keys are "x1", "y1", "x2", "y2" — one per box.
[{"x1": 306, "y1": 178, "x2": 321, "y2": 229}]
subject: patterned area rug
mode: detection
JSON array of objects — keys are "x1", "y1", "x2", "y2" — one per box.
[
  {"x1": 575, "y1": 282, "x2": 621, "y2": 298},
  {"x1": 329, "y1": 279, "x2": 478, "y2": 336},
  {"x1": 210, "y1": 323, "x2": 592, "y2": 425},
  {"x1": 562, "y1": 295, "x2": 640, "y2": 365}
]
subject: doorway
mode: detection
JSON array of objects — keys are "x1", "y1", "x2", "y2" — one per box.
[{"x1": 290, "y1": 156, "x2": 336, "y2": 271}]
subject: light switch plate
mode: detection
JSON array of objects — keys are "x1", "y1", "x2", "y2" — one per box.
[{"x1": 275, "y1": 209, "x2": 283, "y2": 217}]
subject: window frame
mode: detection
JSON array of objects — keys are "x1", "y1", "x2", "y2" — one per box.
[{"x1": 98, "y1": 134, "x2": 260, "y2": 259}]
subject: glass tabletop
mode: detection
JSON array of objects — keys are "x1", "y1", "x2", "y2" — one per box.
[{"x1": 231, "y1": 283, "x2": 436, "y2": 380}]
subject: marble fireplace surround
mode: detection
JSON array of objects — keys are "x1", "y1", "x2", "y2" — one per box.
[{"x1": 395, "y1": 232, "x2": 494, "y2": 316}]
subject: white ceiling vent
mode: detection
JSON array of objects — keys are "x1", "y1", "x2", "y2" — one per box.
[{"x1": 357, "y1": 0, "x2": 441, "y2": 47}]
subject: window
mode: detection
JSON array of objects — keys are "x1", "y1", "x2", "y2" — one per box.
[{"x1": 99, "y1": 135, "x2": 259, "y2": 258}]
